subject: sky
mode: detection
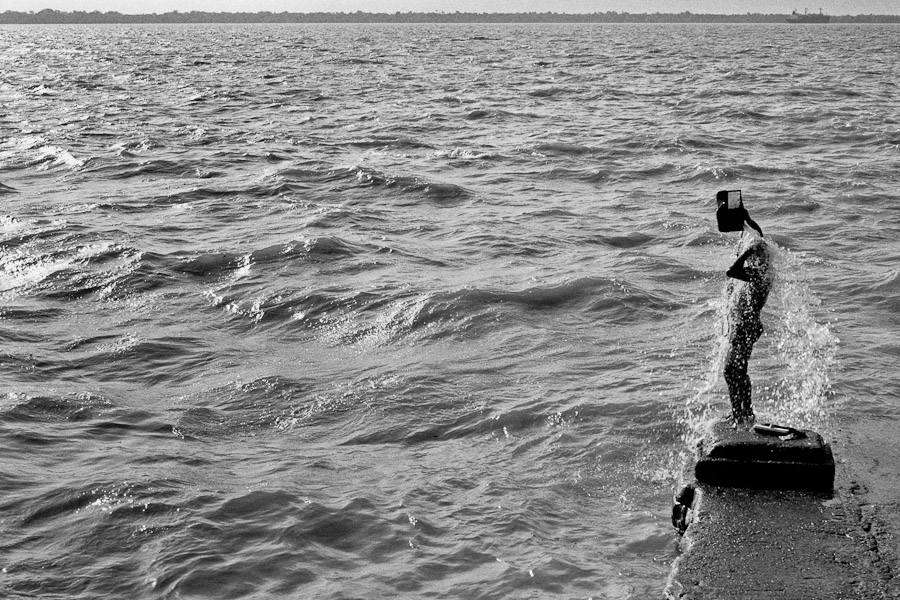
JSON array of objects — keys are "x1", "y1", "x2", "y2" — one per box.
[{"x1": 4, "y1": 0, "x2": 900, "y2": 15}]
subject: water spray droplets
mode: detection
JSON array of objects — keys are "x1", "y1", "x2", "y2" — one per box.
[
  {"x1": 761, "y1": 245, "x2": 838, "y2": 431},
  {"x1": 677, "y1": 240, "x2": 838, "y2": 468}
]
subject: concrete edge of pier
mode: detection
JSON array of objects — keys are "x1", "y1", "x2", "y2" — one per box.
[{"x1": 664, "y1": 417, "x2": 900, "y2": 599}]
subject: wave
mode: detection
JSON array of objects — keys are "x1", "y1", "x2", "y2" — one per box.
[
  {"x1": 334, "y1": 392, "x2": 631, "y2": 448},
  {"x1": 433, "y1": 147, "x2": 501, "y2": 161},
  {"x1": 345, "y1": 135, "x2": 435, "y2": 150},
  {"x1": 1, "y1": 392, "x2": 112, "y2": 425},
  {"x1": 1, "y1": 227, "x2": 375, "y2": 303},
  {"x1": 673, "y1": 161, "x2": 828, "y2": 184},
  {"x1": 341, "y1": 166, "x2": 472, "y2": 204},
  {"x1": 102, "y1": 159, "x2": 192, "y2": 179},
  {"x1": 527, "y1": 86, "x2": 575, "y2": 97},
  {"x1": 29, "y1": 84, "x2": 59, "y2": 97},
  {"x1": 17, "y1": 475, "x2": 179, "y2": 527},
  {"x1": 110, "y1": 137, "x2": 165, "y2": 155},
  {"x1": 265, "y1": 164, "x2": 472, "y2": 205},
  {"x1": 454, "y1": 277, "x2": 619, "y2": 310},
  {"x1": 0, "y1": 135, "x2": 83, "y2": 171},
  {"x1": 175, "y1": 236, "x2": 367, "y2": 277},
  {"x1": 0, "y1": 394, "x2": 183, "y2": 447},
  {"x1": 860, "y1": 269, "x2": 900, "y2": 315},
  {"x1": 1, "y1": 235, "x2": 144, "y2": 300},
  {"x1": 595, "y1": 232, "x2": 656, "y2": 249},
  {"x1": 56, "y1": 335, "x2": 220, "y2": 386},
  {"x1": 167, "y1": 376, "x2": 313, "y2": 440},
  {"x1": 204, "y1": 275, "x2": 682, "y2": 346},
  {"x1": 341, "y1": 404, "x2": 550, "y2": 445},
  {"x1": 530, "y1": 142, "x2": 595, "y2": 155},
  {"x1": 773, "y1": 199, "x2": 822, "y2": 215},
  {"x1": 79, "y1": 154, "x2": 225, "y2": 181},
  {"x1": 612, "y1": 162, "x2": 678, "y2": 182},
  {"x1": 147, "y1": 491, "x2": 402, "y2": 597},
  {"x1": 463, "y1": 108, "x2": 524, "y2": 120},
  {"x1": 522, "y1": 207, "x2": 581, "y2": 219}
]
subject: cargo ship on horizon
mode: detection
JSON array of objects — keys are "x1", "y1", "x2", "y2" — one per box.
[{"x1": 787, "y1": 8, "x2": 831, "y2": 23}]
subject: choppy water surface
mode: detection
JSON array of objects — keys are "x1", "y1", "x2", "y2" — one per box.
[{"x1": 1, "y1": 22, "x2": 898, "y2": 598}]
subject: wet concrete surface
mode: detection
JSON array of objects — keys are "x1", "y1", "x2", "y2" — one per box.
[{"x1": 666, "y1": 417, "x2": 900, "y2": 599}]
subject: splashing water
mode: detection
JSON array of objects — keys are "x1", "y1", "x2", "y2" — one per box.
[
  {"x1": 677, "y1": 238, "x2": 838, "y2": 469},
  {"x1": 760, "y1": 244, "x2": 839, "y2": 431},
  {"x1": 677, "y1": 284, "x2": 734, "y2": 466}
]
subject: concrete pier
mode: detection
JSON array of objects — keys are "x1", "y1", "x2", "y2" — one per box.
[
  {"x1": 694, "y1": 421, "x2": 834, "y2": 492},
  {"x1": 665, "y1": 420, "x2": 898, "y2": 599}
]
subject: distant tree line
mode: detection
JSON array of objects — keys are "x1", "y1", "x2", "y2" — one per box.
[{"x1": 2, "y1": 9, "x2": 900, "y2": 24}]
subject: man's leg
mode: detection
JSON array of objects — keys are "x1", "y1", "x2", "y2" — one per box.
[{"x1": 724, "y1": 331, "x2": 756, "y2": 423}]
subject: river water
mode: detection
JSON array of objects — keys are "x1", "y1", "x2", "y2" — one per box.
[{"x1": 1, "y1": 22, "x2": 898, "y2": 599}]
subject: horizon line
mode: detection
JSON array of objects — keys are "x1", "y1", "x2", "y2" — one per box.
[
  {"x1": 5, "y1": 9, "x2": 900, "y2": 23},
  {"x1": 5, "y1": 9, "x2": 899, "y2": 16}
]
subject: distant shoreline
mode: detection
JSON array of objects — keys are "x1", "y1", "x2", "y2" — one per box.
[{"x1": 3, "y1": 10, "x2": 900, "y2": 25}]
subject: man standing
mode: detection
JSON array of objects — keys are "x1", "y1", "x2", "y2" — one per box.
[{"x1": 723, "y1": 217, "x2": 773, "y2": 425}]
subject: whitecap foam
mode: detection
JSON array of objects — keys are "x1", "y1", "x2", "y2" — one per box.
[
  {"x1": 0, "y1": 135, "x2": 83, "y2": 170},
  {"x1": 0, "y1": 248, "x2": 76, "y2": 296},
  {"x1": 36, "y1": 144, "x2": 83, "y2": 169},
  {"x1": 96, "y1": 334, "x2": 144, "y2": 355},
  {"x1": 0, "y1": 214, "x2": 26, "y2": 234}
]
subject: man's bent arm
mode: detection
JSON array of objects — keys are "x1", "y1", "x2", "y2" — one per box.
[{"x1": 726, "y1": 249, "x2": 754, "y2": 281}]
